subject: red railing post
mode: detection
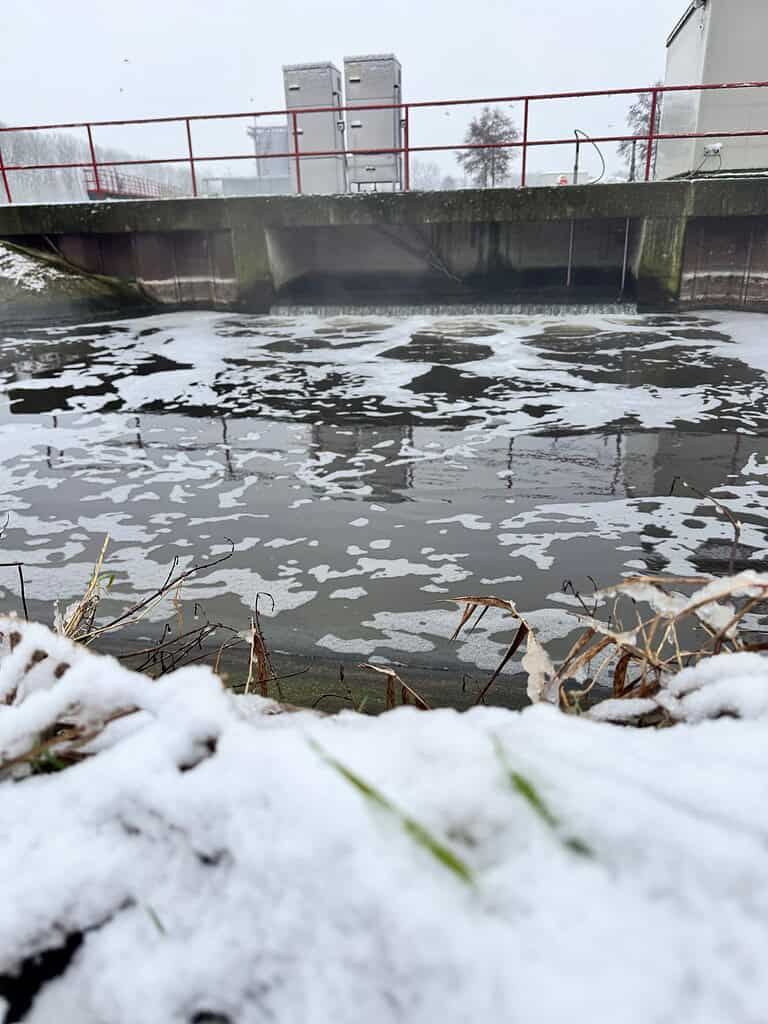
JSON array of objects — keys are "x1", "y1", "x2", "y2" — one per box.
[
  {"x1": 86, "y1": 124, "x2": 101, "y2": 197},
  {"x1": 521, "y1": 98, "x2": 529, "y2": 188},
  {"x1": 185, "y1": 119, "x2": 198, "y2": 197},
  {"x1": 0, "y1": 143, "x2": 12, "y2": 204},
  {"x1": 291, "y1": 111, "x2": 302, "y2": 194},
  {"x1": 403, "y1": 104, "x2": 410, "y2": 191},
  {"x1": 644, "y1": 87, "x2": 659, "y2": 182}
]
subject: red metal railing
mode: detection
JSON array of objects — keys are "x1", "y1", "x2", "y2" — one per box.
[
  {"x1": 83, "y1": 168, "x2": 184, "y2": 200},
  {"x1": 1, "y1": 80, "x2": 768, "y2": 203}
]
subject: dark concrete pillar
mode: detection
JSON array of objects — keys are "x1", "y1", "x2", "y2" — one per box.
[
  {"x1": 228, "y1": 219, "x2": 275, "y2": 312},
  {"x1": 635, "y1": 216, "x2": 689, "y2": 309}
]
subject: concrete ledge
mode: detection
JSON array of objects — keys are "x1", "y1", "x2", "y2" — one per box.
[
  {"x1": 0, "y1": 181, "x2": 693, "y2": 236},
  {"x1": 1, "y1": 177, "x2": 766, "y2": 311}
]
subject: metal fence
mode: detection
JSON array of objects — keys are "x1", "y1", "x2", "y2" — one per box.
[
  {"x1": 82, "y1": 168, "x2": 185, "y2": 200},
  {"x1": 2, "y1": 80, "x2": 768, "y2": 203}
]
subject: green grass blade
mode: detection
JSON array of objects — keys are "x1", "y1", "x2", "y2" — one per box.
[
  {"x1": 309, "y1": 739, "x2": 473, "y2": 885},
  {"x1": 509, "y1": 770, "x2": 560, "y2": 829},
  {"x1": 145, "y1": 905, "x2": 166, "y2": 936},
  {"x1": 493, "y1": 736, "x2": 593, "y2": 858}
]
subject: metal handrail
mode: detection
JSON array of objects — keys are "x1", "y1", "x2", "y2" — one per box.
[
  {"x1": 83, "y1": 168, "x2": 184, "y2": 199},
  {"x1": 0, "y1": 79, "x2": 767, "y2": 203}
]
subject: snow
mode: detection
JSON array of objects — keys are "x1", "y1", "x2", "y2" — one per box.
[
  {"x1": 596, "y1": 572, "x2": 768, "y2": 638},
  {"x1": 0, "y1": 244, "x2": 70, "y2": 293},
  {"x1": 2, "y1": 618, "x2": 768, "y2": 1022},
  {"x1": 584, "y1": 648, "x2": 768, "y2": 726},
  {"x1": 521, "y1": 632, "x2": 558, "y2": 704},
  {"x1": 658, "y1": 651, "x2": 768, "y2": 723}
]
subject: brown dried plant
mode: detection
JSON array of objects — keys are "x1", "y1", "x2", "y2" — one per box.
[
  {"x1": 450, "y1": 572, "x2": 768, "y2": 716},
  {"x1": 359, "y1": 662, "x2": 431, "y2": 711}
]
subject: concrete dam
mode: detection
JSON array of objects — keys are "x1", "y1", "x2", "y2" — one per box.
[{"x1": 1, "y1": 176, "x2": 767, "y2": 313}]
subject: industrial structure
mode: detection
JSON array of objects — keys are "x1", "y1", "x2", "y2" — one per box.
[
  {"x1": 657, "y1": 0, "x2": 768, "y2": 178},
  {"x1": 250, "y1": 124, "x2": 292, "y2": 195},
  {"x1": 229, "y1": 55, "x2": 404, "y2": 196},
  {"x1": 343, "y1": 54, "x2": 403, "y2": 190},
  {"x1": 282, "y1": 62, "x2": 347, "y2": 195}
]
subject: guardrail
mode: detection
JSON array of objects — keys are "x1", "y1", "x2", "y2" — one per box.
[
  {"x1": 1, "y1": 80, "x2": 768, "y2": 203},
  {"x1": 83, "y1": 168, "x2": 185, "y2": 200}
]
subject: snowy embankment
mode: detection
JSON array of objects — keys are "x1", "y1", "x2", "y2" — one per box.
[
  {"x1": 0, "y1": 243, "x2": 137, "y2": 313},
  {"x1": 1, "y1": 619, "x2": 768, "y2": 1023}
]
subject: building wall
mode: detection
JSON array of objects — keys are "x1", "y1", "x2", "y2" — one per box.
[
  {"x1": 696, "y1": 0, "x2": 768, "y2": 172},
  {"x1": 656, "y1": 2, "x2": 711, "y2": 179},
  {"x1": 657, "y1": 0, "x2": 768, "y2": 178}
]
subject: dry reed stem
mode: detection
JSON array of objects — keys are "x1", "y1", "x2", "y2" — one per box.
[
  {"x1": 244, "y1": 594, "x2": 277, "y2": 697},
  {"x1": 359, "y1": 663, "x2": 431, "y2": 710},
  {"x1": 450, "y1": 571, "x2": 768, "y2": 713}
]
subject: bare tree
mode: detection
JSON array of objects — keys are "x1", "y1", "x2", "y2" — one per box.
[
  {"x1": 456, "y1": 106, "x2": 519, "y2": 188},
  {"x1": 0, "y1": 124, "x2": 191, "y2": 204},
  {"x1": 618, "y1": 82, "x2": 664, "y2": 180},
  {"x1": 411, "y1": 160, "x2": 442, "y2": 190}
]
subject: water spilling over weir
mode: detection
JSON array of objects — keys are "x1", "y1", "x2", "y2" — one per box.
[{"x1": 269, "y1": 303, "x2": 635, "y2": 317}]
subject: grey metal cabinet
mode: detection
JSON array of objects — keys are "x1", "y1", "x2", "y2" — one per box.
[
  {"x1": 283, "y1": 63, "x2": 347, "y2": 194},
  {"x1": 344, "y1": 54, "x2": 402, "y2": 188}
]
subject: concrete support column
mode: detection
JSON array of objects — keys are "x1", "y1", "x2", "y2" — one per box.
[
  {"x1": 229, "y1": 221, "x2": 275, "y2": 312},
  {"x1": 635, "y1": 216, "x2": 689, "y2": 309}
]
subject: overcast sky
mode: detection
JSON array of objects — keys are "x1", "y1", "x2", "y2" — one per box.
[{"x1": 1, "y1": 0, "x2": 686, "y2": 178}]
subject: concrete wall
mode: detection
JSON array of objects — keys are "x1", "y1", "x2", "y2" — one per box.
[
  {"x1": 0, "y1": 178, "x2": 767, "y2": 313},
  {"x1": 680, "y1": 215, "x2": 768, "y2": 307},
  {"x1": 266, "y1": 219, "x2": 638, "y2": 303},
  {"x1": 56, "y1": 231, "x2": 237, "y2": 306}
]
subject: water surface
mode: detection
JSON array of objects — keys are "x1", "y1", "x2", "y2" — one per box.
[{"x1": 1, "y1": 308, "x2": 766, "y2": 698}]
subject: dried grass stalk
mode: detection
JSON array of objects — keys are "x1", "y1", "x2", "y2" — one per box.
[
  {"x1": 449, "y1": 572, "x2": 768, "y2": 718},
  {"x1": 359, "y1": 663, "x2": 431, "y2": 711}
]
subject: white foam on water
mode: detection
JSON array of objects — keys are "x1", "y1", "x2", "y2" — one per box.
[
  {"x1": 0, "y1": 308, "x2": 767, "y2": 670},
  {"x1": 329, "y1": 587, "x2": 368, "y2": 600}
]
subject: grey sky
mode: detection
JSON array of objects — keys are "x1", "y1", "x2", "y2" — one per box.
[{"x1": 1, "y1": 0, "x2": 686, "y2": 179}]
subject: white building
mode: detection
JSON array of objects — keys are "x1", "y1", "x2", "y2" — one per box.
[{"x1": 656, "y1": 0, "x2": 768, "y2": 179}]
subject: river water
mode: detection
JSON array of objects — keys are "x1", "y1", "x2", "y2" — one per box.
[{"x1": 0, "y1": 308, "x2": 767, "y2": 700}]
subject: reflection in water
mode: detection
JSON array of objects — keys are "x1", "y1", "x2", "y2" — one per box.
[
  {"x1": 0, "y1": 309, "x2": 766, "y2": 675},
  {"x1": 310, "y1": 424, "x2": 413, "y2": 502}
]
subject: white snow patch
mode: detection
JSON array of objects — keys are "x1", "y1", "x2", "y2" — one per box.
[
  {"x1": 0, "y1": 244, "x2": 71, "y2": 292},
  {"x1": 0, "y1": 622, "x2": 767, "y2": 1022}
]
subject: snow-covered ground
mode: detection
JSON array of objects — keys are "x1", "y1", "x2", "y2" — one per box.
[
  {"x1": 1, "y1": 618, "x2": 768, "y2": 1023},
  {"x1": 0, "y1": 244, "x2": 71, "y2": 293}
]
